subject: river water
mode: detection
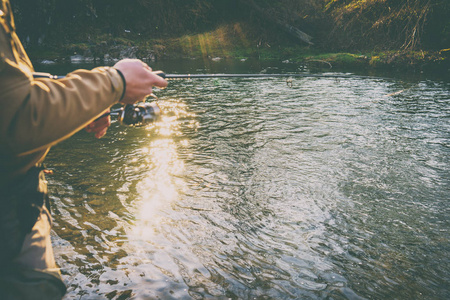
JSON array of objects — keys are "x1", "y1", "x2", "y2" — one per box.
[{"x1": 39, "y1": 60, "x2": 449, "y2": 299}]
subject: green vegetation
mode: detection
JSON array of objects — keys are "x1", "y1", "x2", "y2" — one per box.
[{"x1": 11, "y1": 0, "x2": 450, "y2": 71}]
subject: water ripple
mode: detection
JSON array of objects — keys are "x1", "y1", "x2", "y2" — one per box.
[{"x1": 45, "y1": 72, "x2": 450, "y2": 299}]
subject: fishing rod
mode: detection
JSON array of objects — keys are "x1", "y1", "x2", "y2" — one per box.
[
  {"x1": 33, "y1": 70, "x2": 368, "y2": 126},
  {"x1": 34, "y1": 71, "x2": 360, "y2": 80},
  {"x1": 153, "y1": 71, "x2": 369, "y2": 80}
]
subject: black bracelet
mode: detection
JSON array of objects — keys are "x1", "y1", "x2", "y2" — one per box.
[{"x1": 115, "y1": 68, "x2": 126, "y2": 101}]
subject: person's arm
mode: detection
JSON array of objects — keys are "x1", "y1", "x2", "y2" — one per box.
[
  {"x1": 1, "y1": 66, "x2": 124, "y2": 156},
  {"x1": 0, "y1": 1, "x2": 124, "y2": 155},
  {"x1": 5, "y1": 61, "x2": 167, "y2": 156},
  {"x1": 1, "y1": 23, "x2": 166, "y2": 156}
]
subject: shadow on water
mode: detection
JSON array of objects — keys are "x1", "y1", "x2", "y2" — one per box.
[{"x1": 40, "y1": 59, "x2": 449, "y2": 299}]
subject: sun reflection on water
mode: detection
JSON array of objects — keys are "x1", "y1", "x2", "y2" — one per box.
[{"x1": 127, "y1": 99, "x2": 192, "y2": 242}]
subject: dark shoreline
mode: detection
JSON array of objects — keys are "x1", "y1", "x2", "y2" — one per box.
[{"x1": 28, "y1": 43, "x2": 450, "y2": 80}]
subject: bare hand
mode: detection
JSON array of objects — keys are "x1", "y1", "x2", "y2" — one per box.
[
  {"x1": 85, "y1": 109, "x2": 111, "y2": 138},
  {"x1": 114, "y1": 59, "x2": 168, "y2": 104}
]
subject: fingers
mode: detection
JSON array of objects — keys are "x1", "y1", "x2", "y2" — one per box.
[
  {"x1": 143, "y1": 63, "x2": 152, "y2": 71},
  {"x1": 114, "y1": 59, "x2": 168, "y2": 104},
  {"x1": 150, "y1": 70, "x2": 168, "y2": 89},
  {"x1": 95, "y1": 127, "x2": 108, "y2": 139},
  {"x1": 85, "y1": 113, "x2": 111, "y2": 139},
  {"x1": 136, "y1": 63, "x2": 167, "y2": 89},
  {"x1": 86, "y1": 114, "x2": 110, "y2": 131}
]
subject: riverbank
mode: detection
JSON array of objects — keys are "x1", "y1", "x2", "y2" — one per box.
[{"x1": 27, "y1": 23, "x2": 450, "y2": 76}]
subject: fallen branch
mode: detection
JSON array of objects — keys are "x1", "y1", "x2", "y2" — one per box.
[{"x1": 239, "y1": 0, "x2": 313, "y2": 45}]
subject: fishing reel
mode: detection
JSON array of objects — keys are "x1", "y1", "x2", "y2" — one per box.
[{"x1": 115, "y1": 101, "x2": 161, "y2": 127}]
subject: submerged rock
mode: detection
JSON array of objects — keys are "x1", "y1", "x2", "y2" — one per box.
[
  {"x1": 70, "y1": 54, "x2": 85, "y2": 63},
  {"x1": 40, "y1": 59, "x2": 56, "y2": 64}
]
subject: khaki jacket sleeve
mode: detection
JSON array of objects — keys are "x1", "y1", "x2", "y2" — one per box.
[
  {"x1": 1, "y1": 64, "x2": 124, "y2": 156},
  {"x1": 0, "y1": 0, "x2": 124, "y2": 181},
  {"x1": 0, "y1": 14, "x2": 124, "y2": 156}
]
